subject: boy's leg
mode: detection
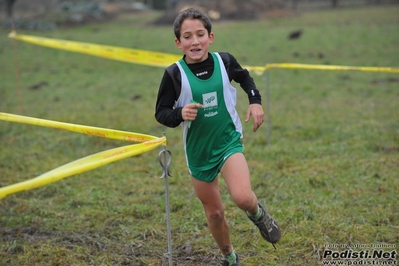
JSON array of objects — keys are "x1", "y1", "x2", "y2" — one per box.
[
  {"x1": 220, "y1": 153, "x2": 258, "y2": 213},
  {"x1": 221, "y1": 153, "x2": 281, "y2": 245},
  {"x1": 191, "y1": 176, "x2": 233, "y2": 256}
]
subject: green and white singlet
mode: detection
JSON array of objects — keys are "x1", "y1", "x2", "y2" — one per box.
[{"x1": 174, "y1": 52, "x2": 243, "y2": 182}]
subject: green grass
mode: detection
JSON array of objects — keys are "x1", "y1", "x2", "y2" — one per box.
[{"x1": 1, "y1": 6, "x2": 399, "y2": 266}]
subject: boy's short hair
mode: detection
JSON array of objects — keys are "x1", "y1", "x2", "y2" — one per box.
[{"x1": 173, "y1": 7, "x2": 212, "y2": 40}]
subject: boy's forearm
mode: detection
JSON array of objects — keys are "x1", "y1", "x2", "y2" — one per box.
[{"x1": 155, "y1": 107, "x2": 183, "y2": 128}]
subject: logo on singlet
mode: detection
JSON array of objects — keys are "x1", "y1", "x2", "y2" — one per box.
[
  {"x1": 203, "y1": 92, "x2": 217, "y2": 108},
  {"x1": 202, "y1": 91, "x2": 218, "y2": 117}
]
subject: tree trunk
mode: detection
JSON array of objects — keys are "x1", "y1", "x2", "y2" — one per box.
[
  {"x1": 5, "y1": 0, "x2": 17, "y2": 18},
  {"x1": 332, "y1": 0, "x2": 338, "y2": 8}
]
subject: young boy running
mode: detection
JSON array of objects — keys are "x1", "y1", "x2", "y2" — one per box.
[{"x1": 155, "y1": 7, "x2": 281, "y2": 266}]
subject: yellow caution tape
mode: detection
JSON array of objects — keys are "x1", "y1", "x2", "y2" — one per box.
[
  {"x1": 245, "y1": 63, "x2": 399, "y2": 75},
  {"x1": 9, "y1": 31, "x2": 181, "y2": 68},
  {"x1": 9, "y1": 32, "x2": 399, "y2": 74},
  {"x1": 0, "y1": 139, "x2": 165, "y2": 200},
  {"x1": 266, "y1": 63, "x2": 399, "y2": 73},
  {"x1": 0, "y1": 112, "x2": 166, "y2": 199},
  {"x1": 0, "y1": 112, "x2": 157, "y2": 143}
]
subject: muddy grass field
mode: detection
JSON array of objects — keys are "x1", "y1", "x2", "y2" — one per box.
[{"x1": 1, "y1": 4, "x2": 398, "y2": 266}]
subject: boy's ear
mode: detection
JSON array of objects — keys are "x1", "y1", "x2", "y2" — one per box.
[
  {"x1": 175, "y1": 38, "x2": 182, "y2": 49},
  {"x1": 209, "y1": 32, "x2": 215, "y2": 44}
]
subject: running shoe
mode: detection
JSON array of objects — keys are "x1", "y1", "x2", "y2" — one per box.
[{"x1": 248, "y1": 202, "x2": 281, "y2": 248}]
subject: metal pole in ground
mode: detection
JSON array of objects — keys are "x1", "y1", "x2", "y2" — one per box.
[
  {"x1": 158, "y1": 133, "x2": 173, "y2": 266},
  {"x1": 265, "y1": 69, "x2": 271, "y2": 146}
]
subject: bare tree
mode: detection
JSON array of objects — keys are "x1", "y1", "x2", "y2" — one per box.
[
  {"x1": 5, "y1": 0, "x2": 17, "y2": 18},
  {"x1": 332, "y1": 0, "x2": 338, "y2": 8}
]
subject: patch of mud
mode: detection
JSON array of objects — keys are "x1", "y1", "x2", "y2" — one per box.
[{"x1": 0, "y1": 225, "x2": 221, "y2": 265}]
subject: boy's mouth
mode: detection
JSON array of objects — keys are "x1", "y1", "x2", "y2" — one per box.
[{"x1": 191, "y1": 48, "x2": 201, "y2": 52}]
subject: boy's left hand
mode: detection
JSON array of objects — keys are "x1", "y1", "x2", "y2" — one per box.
[{"x1": 245, "y1": 104, "x2": 264, "y2": 132}]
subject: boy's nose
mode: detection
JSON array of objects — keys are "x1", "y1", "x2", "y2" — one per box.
[{"x1": 192, "y1": 37, "x2": 199, "y2": 45}]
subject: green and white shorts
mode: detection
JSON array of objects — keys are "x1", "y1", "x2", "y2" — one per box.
[{"x1": 189, "y1": 142, "x2": 244, "y2": 183}]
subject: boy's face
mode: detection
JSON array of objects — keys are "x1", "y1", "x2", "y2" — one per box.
[{"x1": 175, "y1": 18, "x2": 214, "y2": 64}]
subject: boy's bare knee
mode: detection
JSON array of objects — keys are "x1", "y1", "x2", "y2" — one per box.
[
  {"x1": 206, "y1": 209, "x2": 224, "y2": 223},
  {"x1": 234, "y1": 196, "x2": 257, "y2": 211}
]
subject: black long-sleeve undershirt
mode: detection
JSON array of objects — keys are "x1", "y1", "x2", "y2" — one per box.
[{"x1": 155, "y1": 52, "x2": 261, "y2": 128}]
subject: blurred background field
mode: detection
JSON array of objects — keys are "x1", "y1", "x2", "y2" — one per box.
[{"x1": 0, "y1": 1, "x2": 398, "y2": 265}]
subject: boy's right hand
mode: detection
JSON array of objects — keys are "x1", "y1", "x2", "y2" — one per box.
[{"x1": 182, "y1": 102, "x2": 203, "y2": 121}]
